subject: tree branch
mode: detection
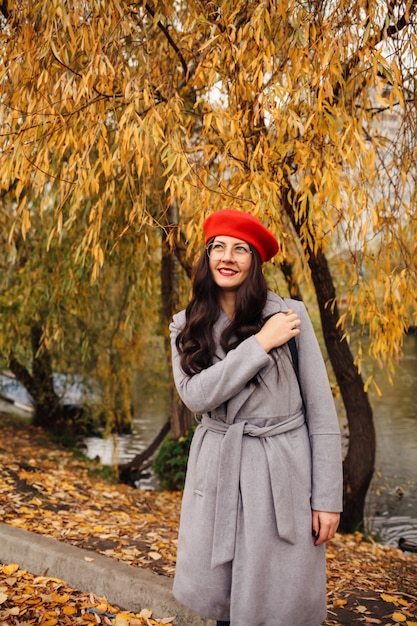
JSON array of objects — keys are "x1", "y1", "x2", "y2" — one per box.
[
  {"x1": 50, "y1": 47, "x2": 123, "y2": 100},
  {"x1": 0, "y1": 0, "x2": 9, "y2": 19},
  {"x1": 384, "y1": 0, "x2": 417, "y2": 37},
  {"x1": 172, "y1": 231, "x2": 193, "y2": 279},
  {"x1": 143, "y1": 2, "x2": 188, "y2": 76},
  {"x1": 334, "y1": 1, "x2": 417, "y2": 103}
]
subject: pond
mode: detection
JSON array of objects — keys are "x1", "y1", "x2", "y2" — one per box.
[
  {"x1": 365, "y1": 333, "x2": 417, "y2": 547},
  {"x1": 84, "y1": 339, "x2": 170, "y2": 490}
]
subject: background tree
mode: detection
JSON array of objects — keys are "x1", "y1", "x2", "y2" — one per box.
[
  {"x1": 0, "y1": 0, "x2": 416, "y2": 531},
  {"x1": 0, "y1": 182, "x2": 159, "y2": 435}
]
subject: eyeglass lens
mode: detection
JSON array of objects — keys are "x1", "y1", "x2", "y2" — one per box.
[{"x1": 207, "y1": 243, "x2": 251, "y2": 259}]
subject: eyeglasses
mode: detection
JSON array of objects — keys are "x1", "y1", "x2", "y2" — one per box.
[{"x1": 206, "y1": 242, "x2": 252, "y2": 261}]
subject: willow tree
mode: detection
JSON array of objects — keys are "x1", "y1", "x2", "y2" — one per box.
[
  {"x1": 0, "y1": 180, "x2": 159, "y2": 434},
  {"x1": 0, "y1": 0, "x2": 416, "y2": 530}
]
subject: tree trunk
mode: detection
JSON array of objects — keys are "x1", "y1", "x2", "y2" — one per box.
[
  {"x1": 280, "y1": 259, "x2": 303, "y2": 301},
  {"x1": 307, "y1": 247, "x2": 376, "y2": 531},
  {"x1": 9, "y1": 322, "x2": 63, "y2": 431},
  {"x1": 161, "y1": 202, "x2": 193, "y2": 439},
  {"x1": 118, "y1": 419, "x2": 170, "y2": 485},
  {"x1": 282, "y1": 190, "x2": 376, "y2": 531},
  {"x1": 113, "y1": 201, "x2": 193, "y2": 482}
]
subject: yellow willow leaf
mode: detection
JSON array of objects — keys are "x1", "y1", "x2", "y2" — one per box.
[
  {"x1": 94, "y1": 245, "x2": 104, "y2": 266},
  {"x1": 381, "y1": 592, "x2": 399, "y2": 603},
  {"x1": 257, "y1": 68, "x2": 264, "y2": 89},
  {"x1": 204, "y1": 111, "x2": 213, "y2": 133},
  {"x1": 51, "y1": 593, "x2": 71, "y2": 603},
  {"x1": 392, "y1": 60, "x2": 403, "y2": 86},
  {"x1": 33, "y1": 576, "x2": 64, "y2": 585},
  {"x1": 215, "y1": 115, "x2": 224, "y2": 134},
  {"x1": 392, "y1": 612, "x2": 406, "y2": 622},
  {"x1": 62, "y1": 606, "x2": 77, "y2": 615},
  {"x1": 49, "y1": 39, "x2": 61, "y2": 63},
  {"x1": 397, "y1": 597, "x2": 411, "y2": 608},
  {"x1": 2, "y1": 564, "x2": 19, "y2": 576},
  {"x1": 151, "y1": 123, "x2": 164, "y2": 144},
  {"x1": 7, "y1": 607, "x2": 19, "y2": 616},
  {"x1": 114, "y1": 617, "x2": 130, "y2": 626},
  {"x1": 90, "y1": 263, "x2": 99, "y2": 282},
  {"x1": 93, "y1": 525, "x2": 109, "y2": 534},
  {"x1": 198, "y1": 34, "x2": 219, "y2": 52},
  {"x1": 162, "y1": 152, "x2": 178, "y2": 177}
]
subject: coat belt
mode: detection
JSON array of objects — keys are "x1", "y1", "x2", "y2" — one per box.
[{"x1": 200, "y1": 413, "x2": 306, "y2": 569}]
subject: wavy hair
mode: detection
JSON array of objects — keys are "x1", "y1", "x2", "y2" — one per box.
[{"x1": 176, "y1": 242, "x2": 268, "y2": 376}]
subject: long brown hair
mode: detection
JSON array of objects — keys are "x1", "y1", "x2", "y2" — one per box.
[{"x1": 176, "y1": 242, "x2": 268, "y2": 376}]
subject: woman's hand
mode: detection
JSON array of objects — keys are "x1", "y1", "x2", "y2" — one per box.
[
  {"x1": 255, "y1": 310, "x2": 301, "y2": 353},
  {"x1": 312, "y1": 510, "x2": 340, "y2": 546}
]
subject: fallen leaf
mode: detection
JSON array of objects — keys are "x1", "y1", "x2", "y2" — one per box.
[
  {"x1": 1, "y1": 416, "x2": 416, "y2": 626},
  {"x1": 381, "y1": 592, "x2": 399, "y2": 603},
  {"x1": 2, "y1": 564, "x2": 19, "y2": 576},
  {"x1": 62, "y1": 605, "x2": 77, "y2": 615},
  {"x1": 397, "y1": 597, "x2": 411, "y2": 608},
  {"x1": 7, "y1": 606, "x2": 20, "y2": 615}
]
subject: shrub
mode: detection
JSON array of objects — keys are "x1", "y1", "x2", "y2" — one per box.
[{"x1": 153, "y1": 428, "x2": 194, "y2": 491}]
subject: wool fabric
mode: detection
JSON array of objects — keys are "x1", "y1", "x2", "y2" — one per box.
[{"x1": 203, "y1": 209, "x2": 279, "y2": 262}]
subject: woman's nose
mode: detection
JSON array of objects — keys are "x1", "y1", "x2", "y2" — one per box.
[{"x1": 220, "y1": 247, "x2": 234, "y2": 261}]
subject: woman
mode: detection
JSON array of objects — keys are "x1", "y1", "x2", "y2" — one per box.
[{"x1": 170, "y1": 209, "x2": 343, "y2": 626}]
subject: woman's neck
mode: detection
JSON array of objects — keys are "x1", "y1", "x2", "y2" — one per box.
[{"x1": 218, "y1": 291, "x2": 236, "y2": 320}]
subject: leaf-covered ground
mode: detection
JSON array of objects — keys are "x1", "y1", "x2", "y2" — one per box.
[
  {"x1": 0, "y1": 414, "x2": 416, "y2": 625},
  {"x1": 0, "y1": 562, "x2": 175, "y2": 625}
]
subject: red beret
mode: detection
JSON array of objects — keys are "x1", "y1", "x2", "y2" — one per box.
[{"x1": 203, "y1": 209, "x2": 279, "y2": 263}]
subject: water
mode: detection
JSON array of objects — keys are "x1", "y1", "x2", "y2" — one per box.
[
  {"x1": 84, "y1": 340, "x2": 170, "y2": 490},
  {"x1": 365, "y1": 333, "x2": 417, "y2": 547}
]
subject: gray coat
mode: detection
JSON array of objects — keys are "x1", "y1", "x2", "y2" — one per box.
[{"x1": 170, "y1": 292, "x2": 343, "y2": 626}]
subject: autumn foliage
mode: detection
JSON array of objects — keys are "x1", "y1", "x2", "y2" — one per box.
[
  {"x1": 0, "y1": 1, "x2": 416, "y2": 529},
  {"x1": 0, "y1": 0, "x2": 414, "y2": 343}
]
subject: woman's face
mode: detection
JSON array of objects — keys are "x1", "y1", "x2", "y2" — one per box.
[{"x1": 207, "y1": 235, "x2": 253, "y2": 291}]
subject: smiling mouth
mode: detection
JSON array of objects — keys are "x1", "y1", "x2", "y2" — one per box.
[{"x1": 218, "y1": 268, "x2": 238, "y2": 276}]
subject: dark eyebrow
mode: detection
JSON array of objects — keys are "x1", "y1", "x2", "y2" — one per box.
[{"x1": 213, "y1": 238, "x2": 248, "y2": 246}]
